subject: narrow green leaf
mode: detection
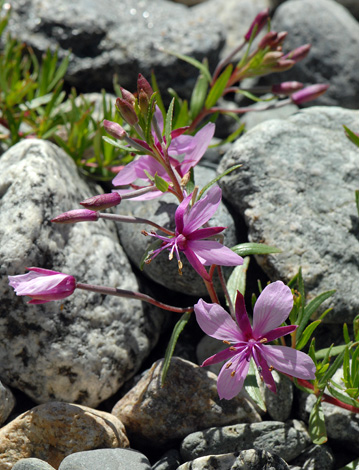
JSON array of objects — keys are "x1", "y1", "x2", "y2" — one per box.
[
  {"x1": 315, "y1": 344, "x2": 346, "y2": 360},
  {"x1": 174, "y1": 99, "x2": 189, "y2": 129},
  {"x1": 205, "y1": 64, "x2": 233, "y2": 109},
  {"x1": 296, "y1": 290, "x2": 336, "y2": 339},
  {"x1": 308, "y1": 398, "x2": 327, "y2": 444},
  {"x1": 154, "y1": 173, "x2": 169, "y2": 193},
  {"x1": 161, "y1": 48, "x2": 212, "y2": 83},
  {"x1": 226, "y1": 257, "x2": 250, "y2": 307},
  {"x1": 344, "y1": 125, "x2": 359, "y2": 148},
  {"x1": 161, "y1": 311, "x2": 192, "y2": 386},
  {"x1": 197, "y1": 164, "x2": 241, "y2": 200},
  {"x1": 236, "y1": 89, "x2": 276, "y2": 103},
  {"x1": 343, "y1": 346, "x2": 350, "y2": 385},
  {"x1": 308, "y1": 338, "x2": 317, "y2": 366},
  {"x1": 295, "y1": 268, "x2": 305, "y2": 327},
  {"x1": 244, "y1": 358, "x2": 266, "y2": 412},
  {"x1": 296, "y1": 320, "x2": 321, "y2": 351},
  {"x1": 343, "y1": 323, "x2": 351, "y2": 344},
  {"x1": 190, "y1": 72, "x2": 208, "y2": 118},
  {"x1": 327, "y1": 383, "x2": 359, "y2": 409},
  {"x1": 354, "y1": 314, "x2": 359, "y2": 341},
  {"x1": 165, "y1": 97, "x2": 175, "y2": 148},
  {"x1": 355, "y1": 190, "x2": 359, "y2": 218},
  {"x1": 185, "y1": 167, "x2": 195, "y2": 195},
  {"x1": 339, "y1": 457, "x2": 359, "y2": 470},
  {"x1": 102, "y1": 136, "x2": 141, "y2": 154},
  {"x1": 318, "y1": 349, "x2": 345, "y2": 389},
  {"x1": 230, "y1": 242, "x2": 281, "y2": 257}
]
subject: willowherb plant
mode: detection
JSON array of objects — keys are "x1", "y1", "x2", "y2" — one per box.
[{"x1": 7, "y1": 9, "x2": 358, "y2": 445}]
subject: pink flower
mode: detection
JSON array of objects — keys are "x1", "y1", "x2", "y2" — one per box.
[
  {"x1": 145, "y1": 186, "x2": 243, "y2": 280},
  {"x1": 8, "y1": 267, "x2": 76, "y2": 304},
  {"x1": 194, "y1": 281, "x2": 316, "y2": 399},
  {"x1": 111, "y1": 108, "x2": 215, "y2": 200}
]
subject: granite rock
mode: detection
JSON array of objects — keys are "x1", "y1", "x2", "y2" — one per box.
[
  {"x1": 177, "y1": 449, "x2": 290, "y2": 470},
  {"x1": 290, "y1": 444, "x2": 335, "y2": 470},
  {"x1": 180, "y1": 420, "x2": 311, "y2": 463},
  {"x1": 266, "y1": 0, "x2": 359, "y2": 108},
  {"x1": 270, "y1": 0, "x2": 359, "y2": 20},
  {"x1": 0, "y1": 401, "x2": 129, "y2": 469},
  {"x1": 58, "y1": 448, "x2": 150, "y2": 470},
  {"x1": 116, "y1": 165, "x2": 238, "y2": 296},
  {"x1": 151, "y1": 449, "x2": 182, "y2": 470},
  {"x1": 0, "y1": 379, "x2": 16, "y2": 426},
  {"x1": 5, "y1": 0, "x2": 224, "y2": 100},
  {"x1": 12, "y1": 459, "x2": 56, "y2": 470},
  {"x1": 218, "y1": 106, "x2": 359, "y2": 323},
  {"x1": 112, "y1": 357, "x2": 261, "y2": 448},
  {"x1": 0, "y1": 139, "x2": 165, "y2": 406}
]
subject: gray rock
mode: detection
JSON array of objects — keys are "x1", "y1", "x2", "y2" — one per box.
[
  {"x1": 180, "y1": 420, "x2": 311, "y2": 463},
  {"x1": 116, "y1": 165, "x2": 238, "y2": 296},
  {"x1": 218, "y1": 106, "x2": 359, "y2": 324},
  {"x1": 12, "y1": 458, "x2": 55, "y2": 470},
  {"x1": 151, "y1": 449, "x2": 181, "y2": 470},
  {"x1": 112, "y1": 357, "x2": 261, "y2": 448},
  {"x1": 260, "y1": 370, "x2": 293, "y2": 421},
  {"x1": 0, "y1": 139, "x2": 165, "y2": 406},
  {"x1": 0, "y1": 380, "x2": 16, "y2": 425},
  {"x1": 270, "y1": 0, "x2": 359, "y2": 20},
  {"x1": 267, "y1": 0, "x2": 359, "y2": 108},
  {"x1": 193, "y1": 0, "x2": 270, "y2": 60},
  {"x1": 58, "y1": 448, "x2": 151, "y2": 470},
  {"x1": 177, "y1": 449, "x2": 290, "y2": 470},
  {"x1": 290, "y1": 444, "x2": 335, "y2": 470},
  {"x1": 6, "y1": 0, "x2": 224, "y2": 99}
]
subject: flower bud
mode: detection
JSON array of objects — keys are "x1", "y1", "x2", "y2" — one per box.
[
  {"x1": 258, "y1": 31, "x2": 278, "y2": 49},
  {"x1": 262, "y1": 51, "x2": 284, "y2": 66},
  {"x1": 137, "y1": 73, "x2": 153, "y2": 99},
  {"x1": 116, "y1": 97, "x2": 138, "y2": 125},
  {"x1": 80, "y1": 193, "x2": 122, "y2": 211},
  {"x1": 291, "y1": 84, "x2": 329, "y2": 104},
  {"x1": 271, "y1": 81, "x2": 304, "y2": 95},
  {"x1": 103, "y1": 120, "x2": 127, "y2": 140},
  {"x1": 244, "y1": 8, "x2": 270, "y2": 42},
  {"x1": 51, "y1": 209, "x2": 99, "y2": 224},
  {"x1": 120, "y1": 87, "x2": 136, "y2": 106},
  {"x1": 272, "y1": 59, "x2": 295, "y2": 72},
  {"x1": 282, "y1": 44, "x2": 311, "y2": 63}
]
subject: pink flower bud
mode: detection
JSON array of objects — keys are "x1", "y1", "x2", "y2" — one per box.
[
  {"x1": 282, "y1": 44, "x2": 311, "y2": 63},
  {"x1": 120, "y1": 87, "x2": 136, "y2": 106},
  {"x1": 271, "y1": 81, "x2": 304, "y2": 95},
  {"x1": 103, "y1": 120, "x2": 127, "y2": 140},
  {"x1": 258, "y1": 31, "x2": 279, "y2": 49},
  {"x1": 272, "y1": 59, "x2": 295, "y2": 72},
  {"x1": 8, "y1": 267, "x2": 76, "y2": 304},
  {"x1": 137, "y1": 73, "x2": 153, "y2": 99},
  {"x1": 116, "y1": 97, "x2": 138, "y2": 125},
  {"x1": 51, "y1": 209, "x2": 99, "y2": 224},
  {"x1": 244, "y1": 8, "x2": 270, "y2": 42},
  {"x1": 80, "y1": 193, "x2": 122, "y2": 211},
  {"x1": 291, "y1": 84, "x2": 329, "y2": 104},
  {"x1": 262, "y1": 51, "x2": 284, "y2": 65}
]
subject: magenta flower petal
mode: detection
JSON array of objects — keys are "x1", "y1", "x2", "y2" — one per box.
[
  {"x1": 183, "y1": 246, "x2": 212, "y2": 280},
  {"x1": 194, "y1": 299, "x2": 245, "y2": 342},
  {"x1": 264, "y1": 325, "x2": 298, "y2": 342},
  {"x1": 112, "y1": 155, "x2": 168, "y2": 187},
  {"x1": 187, "y1": 226, "x2": 225, "y2": 241},
  {"x1": 182, "y1": 186, "x2": 222, "y2": 234},
  {"x1": 252, "y1": 346, "x2": 276, "y2": 393},
  {"x1": 217, "y1": 353, "x2": 250, "y2": 400},
  {"x1": 202, "y1": 346, "x2": 244, "y2": 367},
  {"x1": 9, "y1": 268, "x2": 76, "y2": 303},
  {"x1": 174, "y1": 192, "x2": 192, "y2": 234},
  {"x1": 260, "y1": 345, "x2": 316, "y2": 380},
  {"x1": 234, "y1": 291, "x2": 253, "y2": 339},
  {"x1": 188, "y1": 240, "x2": 244, "y2": 266},
  {"x1": 252, "y1": 281, "x2": 293, "y2": 337}
]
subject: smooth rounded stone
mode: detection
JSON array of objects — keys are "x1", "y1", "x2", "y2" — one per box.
[
  {"x1": 193, "y1": 0, "x2": 270, "y2": 60},
  {"x1": 290, "y1": 443, "x2": 335, "y2": 470},
  {"x1": 5, "y1": 0, "x2": 224, "y2": 99},
  {"x1": 0, "y1": 379, "x2": 16, "y2": 426},
  {"x1": 298, "y1": 392, "x2": 359, "y2": 453},
  {"x1": 58, "y1": 448, "x2": 150, "y2": 470},
  {"x1": 0, "y1": 401, "x2": 129, "y2": 469},
  {"x1": 196, "y1": 335, "x2": 293, "y2": 420},
  {"x1": 0, "y1": 139, "x2": 165, "y2": 406},
  {"x1": 266, "y1": 0, "x2": 359, "y2": 108},
  {"x1": 177, "y1": 449, "x2": 290, "y2": 470},
  {"x1": 180, "y1": 419, "x2": 311, "y2": 463},
  {"x1": 218, "y1": 106, "x2": 359, "y2": 324},
  {"x1": 12, "y1": 458, "x2": 56, "y2": 470},
  {"x1": 116, "y1": 165, "x2": 238, "y2": 296},
  {"x1": 270, "y1": 0, "x2": 359, "y2": 20},
  {"x1": 151, "y1": 449, "x2": 181, "y2": 470},
  {"x1": 112, "y1": 357, "x2": 261, "y2": 448}
]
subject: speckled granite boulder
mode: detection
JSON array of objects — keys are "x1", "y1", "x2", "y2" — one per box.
[
  {"x1": 219, "y1": 106, "x2": 359, "y2": 323},
  {"x1": 0, "y1": 139, "x2": 165, "y2": 406}
]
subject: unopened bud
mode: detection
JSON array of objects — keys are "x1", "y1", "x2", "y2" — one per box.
[
  {"x1": 272, "y1": 59, "x2": 295, "y2": 72},
  {"x1": 283, "y1": 44, "x2": 311, "y2": 63},
  {"x1": 120, "y1": 87, "x2": 136, "y2": 106},
  {"x1": 137, "y1": 74, "x2": 153, "y2": 99},
  {"x1": 80, "y1": 193, "x2": 122, "y2": 211},
  {"x1": 116, "y1": 98, "x2": 138, "y2": 125},
  {"x1": 271, "y1": 81, "x2": 304, "y2": 95},
  {"x1": 103, "y1": 120, "x2": 127, "y2": 140},
  {"x1": 291, "y1": 84, "x2": 329, "y2": 105},
  {"x1": 244, "y1": 8, "x2": 270, "y2": 42},
  {"x1": 51, "y1": 209, "x2": 99, "y2": 224},
  {"x1": 258, "y1": 31, "x2": 278, "y2": 49},
  {"x1": 262, "y1": 51, "x2": 284, "y2": 66}
]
